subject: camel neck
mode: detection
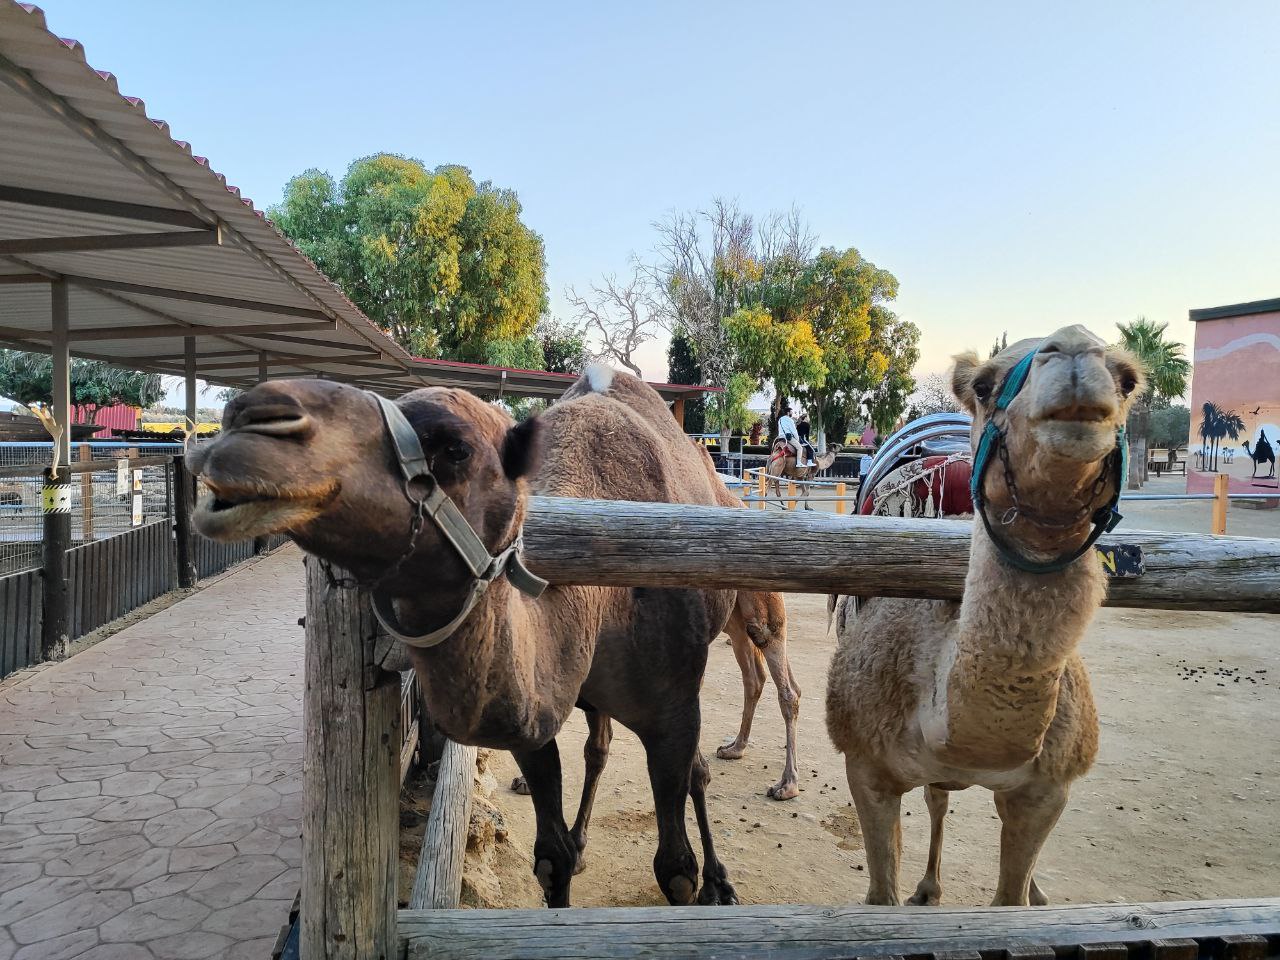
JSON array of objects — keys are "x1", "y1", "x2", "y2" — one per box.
[
  {"x1": 397, "y1": 578, "x2": 597, "y2": 753},
  {"x1": 921, "y1": 519, "x2": 1105, "y2": 771}
]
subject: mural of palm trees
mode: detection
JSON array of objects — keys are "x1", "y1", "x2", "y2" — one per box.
[{"x1": 1200, "y1": 401, "x2": 1246, "y2": 472}]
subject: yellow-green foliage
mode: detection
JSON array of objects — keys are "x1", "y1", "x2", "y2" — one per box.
[{"x1": 272, "y1": 154, "x2": 547, "y2": 361}]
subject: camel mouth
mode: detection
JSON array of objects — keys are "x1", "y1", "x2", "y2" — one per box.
[
  {"x1": 1041, "y1": 402, "x2": 1113, "y2": 424},
  {"x1": 193, "y1": 479, "x2": 336, "y2": 542}
]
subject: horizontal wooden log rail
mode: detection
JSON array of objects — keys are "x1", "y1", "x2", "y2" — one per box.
[
  {"x1": 398, "y1": 897, "x2": 1280, "y2": 960},
  {"x1": 0, "y1": 455, "x2": 175, "y2": 480},
  {"x1": 520, "y1": 497, "x2": 1280, "y2": 613}
]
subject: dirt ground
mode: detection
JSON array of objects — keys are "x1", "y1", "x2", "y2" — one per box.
[{"x1": 467, "y1": 593, "x2": 1279, "y2": 908}]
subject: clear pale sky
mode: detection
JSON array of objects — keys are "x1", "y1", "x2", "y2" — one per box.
[{"x1": 36, "y1": 0, "x2": 1280, "y2": 391}]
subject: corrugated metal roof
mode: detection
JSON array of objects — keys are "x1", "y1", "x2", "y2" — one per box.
[{"x1": 0, "y1": 2, "x2": 719, "y2": 404}]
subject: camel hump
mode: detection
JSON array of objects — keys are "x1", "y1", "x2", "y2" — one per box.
[{"x1": 560, "y1": 366, "x2": 679, "y2": 430}]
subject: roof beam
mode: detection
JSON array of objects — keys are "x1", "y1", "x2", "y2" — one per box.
[
  {"x1": 0, "y1": 226, "x2": 221, "y2": 255},
  {"x1": 193, "y1": 353, "x2": 397, "y2": 373},
  {"x1": 59, "y1": 274, "x2": 329, "y2": 319},
  {"x1": 0, "y1": 320, "x2": 334, "y2": 342},
  {"x1": 230, "y1": 330, "x2": 382, "y2": 353},
  {"x1": 0, "y1": 273, "x2": 49, "y2": 284},
  {"x1": 0, "y1": 183, "x2": 211, "y2": 229}
]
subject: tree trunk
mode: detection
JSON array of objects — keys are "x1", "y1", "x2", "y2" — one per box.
[{"x1": 1127, "y1": 402, "x2": 1150, "y2": 489}]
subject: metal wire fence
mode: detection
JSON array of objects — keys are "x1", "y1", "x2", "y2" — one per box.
[{"x1": 0, "y1": 441, "x2": 183, "y2": 576}]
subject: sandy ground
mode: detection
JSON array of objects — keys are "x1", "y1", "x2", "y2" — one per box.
[{"x1": 477, "y1": 593, "x2": 1279, "y2": 908}]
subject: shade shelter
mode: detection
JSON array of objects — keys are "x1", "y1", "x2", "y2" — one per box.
[{"x1": 0, "y1": 1, "x2": 718, "y2": 463}]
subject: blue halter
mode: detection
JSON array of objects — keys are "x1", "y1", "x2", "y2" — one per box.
[{"x1": 969, "y1": 345, "x2": 1128, "y2": 575}]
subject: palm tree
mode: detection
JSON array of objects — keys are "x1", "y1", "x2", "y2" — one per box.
[
  {"x1": 1200, "y1": 401, "x2": 1220, "y2": 471},
  {"x1": 1116, "y1": 318, "x2": 1191, "y2": 487},
  {"x1": 1215, "y1": 409, "x2": 1245, "y2": 472}
]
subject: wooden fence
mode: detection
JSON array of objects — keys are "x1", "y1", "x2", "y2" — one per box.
[
  {"x1": 0, "y1": 457, "x2": 290, "y2": 682},
  {"x1": 67, "y1": 519, "x2": 174, "y2": 638},
  {"x1": 0, "y1": 567, "x2": 41, "y2": 680},
  {"x1": 297, "y1": 497, "x2": 1280, "y2": 960}
]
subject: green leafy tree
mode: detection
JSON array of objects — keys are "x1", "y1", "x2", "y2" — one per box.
[
  {"x1": 537, "y1": 317, "x2": 587, "y2": 375},
  {"x1": 1149, "y1": 404, "x2": 1190, "y2": 450},
  {"x1": 1116, "y1": 317, "x2": 1191, "y2": 486},
  {"x1": 724, "y1": 303, "x2": 826, "y2": 427},
  {"x1": 272, "y1": 154, "x2": 547, "y2": 360},
  {"x1": 666, "y1": 330, "x2": 705, "y2": 433},
  {"x1": 0, "y1": 350, "x2": 163, "y2": 423}
]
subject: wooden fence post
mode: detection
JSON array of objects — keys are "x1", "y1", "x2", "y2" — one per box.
[
  {"x1": 172, "y1": 458, "x2": 197, "y2": 588},
  {"x1": 410, "y1": 740, "x2": 478, "y2": 909},
  {"x1": 787, "y1": 481, "x2": 798, "y2": 511},
  {"x1": 1212, "y1": 473, "x2": 1229, "y2": 536},
  {"x1": 40, "y1": 465, "x2": 71, "y2": 661},
  {"x1": 78, "y1": 443, "x2": 93, "y2": 540},
  {"x1": 755, "y1": 469, "x2": 767, "y2": 510},
  {"x1": 835, "y1": 481, "x2": 847, "y2": 515},
  {"x1": 302, "y1": 556, "x2": 400, "y2": 960}
]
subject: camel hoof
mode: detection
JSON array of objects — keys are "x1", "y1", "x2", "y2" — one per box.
[
  {"x1": 666, "y1": 874, "x2": 697, "y2": 905},
  {"x1": 716, "y1": 741, "x2": 747, "y2": 761},
  {"x1": 766, "y1": 780, "x2": 799, "y2": 801},
  {"x1": 906, "y1": 882, "x2": 941, "y2": 906},
  {"x1": 1030, "y1": 878, "x2": 1049, "y2": 906},
  {"x1": 510, "y1": 776, "x2": 530, "y2": 795},
  {"x1": 697, "y1": 877, "x2": 739, "y2": 906}
]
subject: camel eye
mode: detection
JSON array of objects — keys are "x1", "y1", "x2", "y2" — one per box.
[
  {"x1": 444, "y1": 441, "x2": 471, "y2": 463},
  {"x1": 1119, "y1": 371, "x2": 1138, "y2": 397},
  {"x1": 972, "y1": 378, "x2": 994, "y2": 403}
]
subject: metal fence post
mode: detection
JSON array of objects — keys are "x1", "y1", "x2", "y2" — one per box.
[
  {"x1": 172, "y1": 457, "x2": 197, "y2": 588},
  {"x1": 40, "y1": 466, "x2": 72, "y2": 661}
]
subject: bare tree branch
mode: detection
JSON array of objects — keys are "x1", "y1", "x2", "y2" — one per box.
[{"x1": 566, "y1": 264, "x2": 659, "y2": 378}]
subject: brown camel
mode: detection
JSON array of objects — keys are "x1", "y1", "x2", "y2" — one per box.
[
  {"x1": 765, "y1": 440, "x2": 839, "y2": 509},
  {"x1": 826, "y1": 325, "x2": 1144, "y2": 907},
  {"x1": 189, "y1": 366, "x2": 739, "y2": 907},
  {"x1": 513, "y1": 447, "x2": 800, "y2": 822}
]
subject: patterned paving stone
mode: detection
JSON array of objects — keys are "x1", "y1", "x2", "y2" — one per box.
[
  {"x1": 9, "y1": 890, "x2": 132, "y2": 944},
  {"x1": 11, "y1": 929, "x2": 97, "y2": 960},
  {"x1": 98, "y1": 894, "x2": 211, "y2": 943},
  {"x1": 0, "y1": 549, "x2": 304, "y2": 959}
]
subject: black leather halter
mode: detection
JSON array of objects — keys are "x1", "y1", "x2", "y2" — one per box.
[{"x1": 365, "y1": 392, "x2": 547, "y2": 648}]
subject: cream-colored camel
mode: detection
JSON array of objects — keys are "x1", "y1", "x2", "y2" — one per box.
[
  {"x1": 826, "y1": 325, "x2": 1144, "y2": 906},
  {"x1": 765, "y1": 442, "x2": 839, "y2": 509}
]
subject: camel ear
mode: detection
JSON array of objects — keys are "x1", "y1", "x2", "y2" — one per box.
[
  {"x1": 951, "y1": 351, "x2": 982, "y2": 413},
  {"x1": 501, "y1": 416, "x2": 541, "y2": 481}
]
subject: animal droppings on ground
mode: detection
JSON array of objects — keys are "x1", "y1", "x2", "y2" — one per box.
[{"x1": 1173, "y1": 659, "x2": 1268, "y2": 688}]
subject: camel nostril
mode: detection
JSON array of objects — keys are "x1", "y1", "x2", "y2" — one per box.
[{"x1": 233, "y1": 401, "x2": 312, "y2": 437}]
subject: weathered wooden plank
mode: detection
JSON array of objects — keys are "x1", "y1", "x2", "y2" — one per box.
[
  {"x1": 399, "y1": 898, "x2": 1280, "y2": 960},
  {"x1": 409, "y1": 740, "x2": 478, "y2": 910},
  {"x1": 1, "y1": 575, "x2": 15, "y2": 677},
  {"x1": 1212, "y1": 935, "x2": 1272, "y2": 960},
  {"x1": 519, "y1": 498, "x2": 1280, "y2": 613},
  {"x1": 302, "y1": 555, "x2": 399, "y2": 960},
  {"x1": 1147, "y1": 939, "x2": 1199, "y2": 960}
]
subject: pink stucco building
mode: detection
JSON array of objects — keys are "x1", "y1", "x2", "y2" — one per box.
[{"x1": 1187, "y1": 297, "x2": 1280, "y2": 496}]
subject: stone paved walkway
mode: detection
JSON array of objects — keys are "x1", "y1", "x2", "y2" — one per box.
[{"x1": 0, "y1": 547, "x2": 305, "y2": 960}]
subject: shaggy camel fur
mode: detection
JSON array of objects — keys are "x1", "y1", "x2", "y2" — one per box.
[
  {"x1": 826, "y1": 325, "x2": 1144, "y2": 907},
  {"x1": 189, "y1": 367, "x2": 739, "y2": 907},
  {"x1": 766, "y1": 442, "x2": 839, "y2": 509}
]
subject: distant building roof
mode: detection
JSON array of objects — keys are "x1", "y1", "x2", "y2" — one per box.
[
  {"x1": 1189, "y1": 297, "x2": 1280, "y2": 322},
  {"x1": 408, "y1": 357, "x2": 720, "y2": 402}
]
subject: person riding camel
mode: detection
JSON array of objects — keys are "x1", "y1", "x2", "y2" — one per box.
[
  {"x1": 777, "y1": 408, "x2": 810, "y2": 467},
  {"x1": 797, "y1": 412, "x2": 815, "y2": 467}
]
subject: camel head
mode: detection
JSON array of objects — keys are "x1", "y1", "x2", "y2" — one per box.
[
  {"x1": 952, "y1": 324, "x2": 1144, "y2": 562},
  {"x1": 188, "y1": 380, "x2": 539, "y2": 594}
]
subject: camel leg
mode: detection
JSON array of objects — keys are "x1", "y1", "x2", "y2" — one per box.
[
  {"x1": 760, "y1": 639, "x2": 801, "y2": 801},
  {"x1": 689, "y1": 749, "x2": 739, "y2": 904},
  {"x1": 906, "y1": 785, "x2": 949, "y2": 905},
  {"x1": 845, "y1": 759, "x2": 904, "y2": 905},
  {"x1": 641, "y1": 727, "x2": 701, "y2": 905},
  {"x1": 568, "y1": 708, "x2": 613, "y2": 874},
  {"x1": 716, "y1": 611, "x2": 765, "y2": 761},
  {"x1": 991, "y1": 781, "x2": 1069, "y2": 906},
  {"x1": 512, "y1": 739, "x2": 578, "y2": 908}
]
